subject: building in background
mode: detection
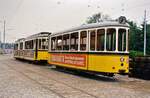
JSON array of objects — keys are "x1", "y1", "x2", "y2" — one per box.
[{"x1": 0, "y1": 43, "x2": 14, "y2": 54}]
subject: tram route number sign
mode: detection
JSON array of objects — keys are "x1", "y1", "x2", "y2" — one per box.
[{"x1": 51, "y1": 54, "x2": 86, "y2": 67}]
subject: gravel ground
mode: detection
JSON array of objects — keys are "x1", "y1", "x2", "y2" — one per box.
[{"x1": 0, "y1": 54, "x2": 150, "y2": 98}]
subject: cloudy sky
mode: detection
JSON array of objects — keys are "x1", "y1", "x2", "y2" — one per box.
[{"x1": 0, "y1": 0, "x2": 150, "y2": 42}]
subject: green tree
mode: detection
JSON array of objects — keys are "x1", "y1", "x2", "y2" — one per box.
[
  {"x1": 128, "y1": 21, "x2": 143, "y2": 52},
  {"x1": 86, "y1": 12, "x2": 110, "y2": 24},
  {"x1": 146, "y1": 24, "x2": 150, "y2": 55}
]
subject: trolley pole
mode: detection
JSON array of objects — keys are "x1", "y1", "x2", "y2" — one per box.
[
  {"x1": 144, "y1": 10, "x2": 147, "y2": 56},
  {"x1": 0, "y1": 31, "x2": 1, "y2": 49},
  {"x1": 3, "y1": 20, "x2": 6, "y2": 50}
]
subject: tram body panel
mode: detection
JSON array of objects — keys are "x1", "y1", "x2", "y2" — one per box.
[
  {"x1": 48, "y1": 53, "x2": 88, "y2": 70},
  {"x1": 88, "y1": 54, "x2": 129, "y2": 73},
  {"x1": 23, "y1": 50, "x2": 35, "y2": 60},
  {"x1": 14, "y1": 50, "x2": 20, "y2": 58},
  {"x1": 36, "y1": 50, "x2": 48, "y2": 61},
  {"x1": 18, "y1": 50, "x2": 24, "y2": 59}
]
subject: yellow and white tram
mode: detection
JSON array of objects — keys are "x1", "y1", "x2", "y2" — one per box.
[
  {"x1": 14, "y1": 38, "x2": 25, "y2": 59},
  {"x1": 48, "y1": 17, "x2": 129, "y2": 76},
  {"x1": 14, "y1": 32, "x2": 51, "y2": 62}
]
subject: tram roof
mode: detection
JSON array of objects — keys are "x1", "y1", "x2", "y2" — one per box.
[
  {"x1": 15, "y1": 38, "x2": 25, "y2": 43},
  {"x1": 25, "y1": 32, "x2": 51, "y2": 40},
  {"x1": 52, "y1": 21, "x2": 129, "y2": 36}
]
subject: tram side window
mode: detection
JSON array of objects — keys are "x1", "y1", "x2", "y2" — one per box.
[
  {"x1": 118, "y1": 29, "x2": 126, "y2": 51},
  {"x1": 56, "y1": 36, "x2": 62, "y2": 50},
  {"x1": 20, "y1": 42, "x2": 23, "y2": 50},
  {"x1": 70, "y1": 32, "x2": 78, "y2": 51},
  {"x1": 63, "y1": 34, "x2": 69, "y2": 50},
  {"x1": 25, "y1": 40, "x2": 34, "y2": 49},
  {"x1": 97, "y1": 29, "x2": 105, "y2": 51},
  {"x1": 90, "y1": 30, "x2": 96, "y2": 51},
  {"x1": 80, "y1": 31, "x2": 87, "y2": 51},
  {"x1": 106, "y1": 29, "x2": 116, "y2": 51},
  {"x1": 51, "y1": 37, "x2": 56, "y2": 51}
]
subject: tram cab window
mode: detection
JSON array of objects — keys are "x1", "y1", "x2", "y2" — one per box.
[
  {"x1": 63, "y1": 34, "x2": 69, "y2": 50},
  {"x1": 25, "y1": 41, "x2": 28, "y2": 49},
  {"x1": 118, "y1": 29, "x2": 126, "y2": 51},
  {"x1": 90, "y1": 30, "x2": 96, "y2": 51},
  {"x1": 42, "y1": 38, "x2": 48, "y2": 50},
  {"x1": 20, "y1": 42, "x2": 23, "y2": 50},
  {"x1": 97, "y1": 29, "x2": 105, "y2": 51},
  {"x1": 38, "y1": 39, "x2": 42, "y2": 49},
  {"x1": 80, "y1": 31, "x2": 87, "y2": 51},
  {"x1": 57, "y1": 36, "x2": 62, "y2": 50},
  {"x1": 106, "y1": 29, "x2": 116, "y2": 51},
  {"x1": 70, "y1": 32, "x2": 78, "y2": 51},
  {"x1": 51, "y1": 37, "x2": 56, "y2": 51},
  {"x1": 14, "y1": 44, "x2": 18, "y2": 50}
]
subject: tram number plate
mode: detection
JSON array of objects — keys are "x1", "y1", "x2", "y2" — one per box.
[{"x1": 51, "y1": 54, "x2": 86, "y2": 67}]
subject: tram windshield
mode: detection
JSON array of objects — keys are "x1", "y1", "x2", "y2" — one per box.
[
  {"x1": 14, "y1": 44, "x2": 18, "y2": 50},
  {"x1": 38, "y1": 38, "x2": 48, "y2": 50}
]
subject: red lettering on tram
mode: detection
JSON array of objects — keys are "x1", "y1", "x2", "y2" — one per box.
[{"x1": 51, "y1": 54, "x2": 86, "y2": 67}]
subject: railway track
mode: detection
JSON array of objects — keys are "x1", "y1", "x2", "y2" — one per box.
[{"x1": 2, "y1": 59, "x2": 99, "y2": 98}]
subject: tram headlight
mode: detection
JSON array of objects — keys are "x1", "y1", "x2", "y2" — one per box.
[
  {"x1": 120, "y1": 57, "x2": 125, "y2": 62},
  {"x1": 118, "y1": 16, "x2": 127, "y2": 24}
]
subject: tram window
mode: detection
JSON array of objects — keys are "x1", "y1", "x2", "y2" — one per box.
[
  {"x1": 25, "y1": 40, "x2": 34, "y2": 49},
  {"x1": 70, "y1": 32, "x2": 78, "y2": 51},
  {"x1": 14, "y1": 44, "x2": 18, "y2": 50},
  {"x1": 106, "y1": 29, "x2": 116, "y2": 51},
  {"x1": 63, "y1": 34, "x2": 69, "y2": 50},
  {"x1": 90, "y1": 30, "x2": 96, "y2": 51},
  {"x1": 20, "y1": 42, "x2": 23, "y2": 50},
  {"x1": 25, "y1": 42, "x2": 27, "y2": 49},
  {"x1": 97, "y1": 29, "x2": 104, "y2": 51},
  {"x1": 46, "y1": 39, "x2": 48, "y2": 49},
  {"x1": 42, "y1": 38, "x2": 47, "y2": 49},
  {"x1": 80, "y1": 31, "x2": 87, "y2": 51},
  {"x1": 51, "y1": 37, "x2": 56, "y2": 51},
  {"x1": 25, "y1": 41, "x2": 29, "y2": 49},
  {"x1": 39, "y1": 39, "x2": 42, "y2": 49},
  {"x1": 118, "y1": 29, "x2": 126, "y2": 51},
  {"x1": 31, "y1": 40, "x2": 34, "y2": 49},
  {"x1": 57, "y1": 36, "x2": 62, "y2": 50}
]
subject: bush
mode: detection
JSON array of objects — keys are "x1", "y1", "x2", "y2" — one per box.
[{"x1": 129, "y1": 50, "x2": 144, "y2": 58}]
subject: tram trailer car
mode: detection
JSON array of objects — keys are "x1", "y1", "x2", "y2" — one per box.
[
  {"x1": 14, "y1": 38, "x2": 25, "y2": 59},
  {"x1": 48, "y1": 17, "x2": 129, "y2": 76},
  {"x1": 14, "y1": 32, "x2": 51, "y2": 62}
]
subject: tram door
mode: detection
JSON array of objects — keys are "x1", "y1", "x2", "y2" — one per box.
[{"x1": 35, "y1": 39, "x2": 38, "y2": 60}]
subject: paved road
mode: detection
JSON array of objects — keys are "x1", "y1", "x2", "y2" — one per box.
[{"x1": 0, "y1": 54, "x2": 150, "y2": 98}]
